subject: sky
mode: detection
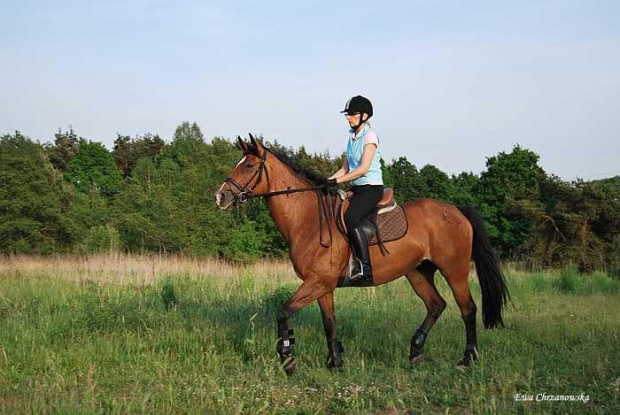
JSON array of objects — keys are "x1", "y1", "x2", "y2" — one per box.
[{"x1": 1, "y1": 0, "x2": 619, "y2": 180}]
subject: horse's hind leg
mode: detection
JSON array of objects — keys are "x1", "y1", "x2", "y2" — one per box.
[
  {"x1": 441, "y1": 265, "x2": 478, "y2": 366},
  {"x1": 405, "y1": 261, "x2": 446, "y2": 365}
]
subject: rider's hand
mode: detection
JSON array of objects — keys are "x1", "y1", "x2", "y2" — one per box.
[{"x1": 320, "y1": 177, "x2": 338, "y2": 188}]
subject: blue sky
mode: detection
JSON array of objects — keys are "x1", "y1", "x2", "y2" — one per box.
[{"x1": 2, "y1": 0, "x2": 619, "y2": 179}]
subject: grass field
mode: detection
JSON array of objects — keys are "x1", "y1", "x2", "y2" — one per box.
[{"x1": 1, "y1": 255, "x2": 619, "y2": 414}]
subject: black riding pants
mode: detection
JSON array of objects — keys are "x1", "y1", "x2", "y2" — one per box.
[{"x1": 344, "y1": 184, "x2": 384, "y2": 231}]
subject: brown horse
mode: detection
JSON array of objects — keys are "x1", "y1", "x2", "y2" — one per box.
[{"x1": 215, "y1": 135, "x2": 508, "y2": 375}]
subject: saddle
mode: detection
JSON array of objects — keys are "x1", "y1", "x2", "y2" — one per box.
[{"x1": 336, "y1": 188, "x2": 408, "y2": 254}]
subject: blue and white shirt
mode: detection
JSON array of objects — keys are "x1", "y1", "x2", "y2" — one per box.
[{"x1": 346, "y1": 123, "x2": 383, "y2": 186}]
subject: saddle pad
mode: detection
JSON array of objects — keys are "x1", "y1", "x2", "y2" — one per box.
[{"x1": 368, "y1": 204, "x2": 408, "y2": 246}]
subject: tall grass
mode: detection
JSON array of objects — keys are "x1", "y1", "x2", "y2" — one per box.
[
  {"x1": 1, "y1": 255, "x2": 618, "y2": 413},
  {"x1": 0, "y1": 253, "x2": 297, "y2": 286}
]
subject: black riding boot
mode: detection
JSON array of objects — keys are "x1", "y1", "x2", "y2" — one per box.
[{"x1": 349, "y1": 226, "x2": 373, "y2": 285}]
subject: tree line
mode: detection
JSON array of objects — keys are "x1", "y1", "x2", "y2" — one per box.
[{"x1": 1, "y1": 123, "x2": 618, "y2": 274}]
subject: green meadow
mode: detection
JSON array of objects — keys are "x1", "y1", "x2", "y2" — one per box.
[{"x1": 1, "y1": 256, "x2": 618, "y2": 414}]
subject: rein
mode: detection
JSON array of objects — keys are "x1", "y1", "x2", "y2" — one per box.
[{"x1": 223, "y1": 150, "x2": 335, "y2": 247}]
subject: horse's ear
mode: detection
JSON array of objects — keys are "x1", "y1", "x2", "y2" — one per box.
[
  {"x1": 237, "y1": 136, "x2": 248, "y2": 153},
  {"x1": 248, "y1": 133, "x2": 264, "y2": 155}
]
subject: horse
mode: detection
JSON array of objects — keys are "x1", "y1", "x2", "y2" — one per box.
[{"x1": 214, "y1": 134, "x2": 509, "y2": 375}]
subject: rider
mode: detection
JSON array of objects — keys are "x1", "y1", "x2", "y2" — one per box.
[{"x1": 327, "y1": 95, "x2": 384, "y2": 285}]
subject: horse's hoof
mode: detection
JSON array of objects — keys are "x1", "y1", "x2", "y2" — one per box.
[
  {"x1": 457, "y1": 347, "x2": 478, "y2": 368},
  {"x1": 283, "y1": 356, "x2": 296, "y2": 376},
  {"x1": 326, "y1": 339, "x2": 344, "y2": 369},
  {"x1": 326, "y1": 355, "x2": 343, "y2": 369},
  {"x1": 410, "y1": 354, "x2": 425, "y2": 366}
]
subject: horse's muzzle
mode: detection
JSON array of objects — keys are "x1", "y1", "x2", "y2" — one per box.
[{"x1": 214, "y1": 189, "x2": 234, "y2": 210}]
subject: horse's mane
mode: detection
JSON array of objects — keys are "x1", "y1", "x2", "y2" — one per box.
[{"x1": 259, "y1": 142, "x2": 327, "y2": 186}]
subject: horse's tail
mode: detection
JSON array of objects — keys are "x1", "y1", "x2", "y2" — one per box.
[{"x1": 457, "y1": 205, "x2": 509, "y2": 329}]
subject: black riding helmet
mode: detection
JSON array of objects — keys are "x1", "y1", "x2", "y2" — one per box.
[{"x1": 341, "y1": 95, "x2": 373, "y2": 119}]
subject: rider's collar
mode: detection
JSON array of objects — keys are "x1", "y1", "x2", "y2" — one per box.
[{"x1": 349, "y1": 123, "x2": 370, "y2": 141}]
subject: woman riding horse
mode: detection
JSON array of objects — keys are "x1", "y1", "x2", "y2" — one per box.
[
  {"x1": 215, "y1": 127, "x2": 508, "y2": 376},
  {"x1": 326, "y1": 95, "x2": 384, "y2": 286}
]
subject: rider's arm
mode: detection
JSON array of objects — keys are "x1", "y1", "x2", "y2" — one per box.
[
  {"x1": 329, "y1": 158, "x2": 349, "y2": 180},
  {"x1": 335, "y1": 143, "x2": 377, "y2": 184}
]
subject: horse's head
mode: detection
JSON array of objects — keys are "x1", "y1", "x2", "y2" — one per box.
[{"x1": 214, "y1": 134, "x2": 271, "y2": 210}]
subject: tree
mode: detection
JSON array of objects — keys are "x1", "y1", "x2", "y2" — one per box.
[
  {"x1": 113, "y1": 133, "x2": 166, "y2": 176},
  {"x1": 112, "y1": 130, "x2": 253, "y2": 256},
  {"x1": 419, "y1": 164, "x2": 454, "y2": 202},
  {"x1": 380, "y1": 158, "x2": 393, "y2": 189},
  {"x1": 5, "y1": 124, "x2": 618, "y2": 269},
  {"x1": 44, "y1": 127, "x2": 84, "y2": 172},
  {"x1": 65, "y1": 142, "x2": 123, "y2": 198},
  {"x1": 292, "y1": 145, "x2": 342, "y2": 178},
  {"x1": 113, "y1": 157, "x2": 188, "y2": 253},
  {"x1": 220, "y1": 218, "x2": 266, "y2": 263},
  {"x1": 0, "y1": 132, "x2": 66, "y2": 253},
  {"x1": 475, "y1": 145, "x2": 546, "y2": 258},
  {"x1": 386, "y1": 157, "x2": 424, "y2": 203},
  {"x1": 451, "y1": 172, "x2": 480, "y2": 206},
  {"x1": 530, "y1": 175, "x2": 620, "y2": 272},
  {"x1": 165, "y1": 122, "x2": 206, "y2": 168}
]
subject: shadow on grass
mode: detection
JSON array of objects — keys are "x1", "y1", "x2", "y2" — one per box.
[{"x1": 171, "y1": 283, "x2": 443, "y2": 367}]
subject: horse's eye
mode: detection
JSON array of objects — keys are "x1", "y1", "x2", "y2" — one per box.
[{"x1": 244, "y1": 163, "x2": 255, "y2": 168}]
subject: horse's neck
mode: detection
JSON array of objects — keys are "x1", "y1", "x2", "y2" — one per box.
[{"x1": 264, "y1": 166, "x2": 319, "y2": 245}]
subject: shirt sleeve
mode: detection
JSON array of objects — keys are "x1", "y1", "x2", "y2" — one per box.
[{"x1": 364, "y1": 131, "x2": 379, "y2": 146}]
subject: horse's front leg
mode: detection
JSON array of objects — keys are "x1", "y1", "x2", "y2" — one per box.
[
  {"x1": 317, "y1": 292, "x2": 344, "y2": 369},
  {"x1": 276, "y1": 279, "x2": 327, "y2": 375}
]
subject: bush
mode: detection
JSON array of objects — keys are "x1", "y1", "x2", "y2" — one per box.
[{"x1": 220, "y1": 220, "x2": 265, "y2": 264}]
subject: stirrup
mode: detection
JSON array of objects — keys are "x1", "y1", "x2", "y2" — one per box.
[
  {"x1": 349, "y1": 259, "x2": 372, "y2": 285},
  {"x1": 349, "y1": 258, "x2": 363, "y2": 279}
]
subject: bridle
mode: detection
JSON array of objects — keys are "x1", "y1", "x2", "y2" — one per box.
[
  {"x1": 223, "y1": 149, "x2": 324, "y2": 205},
  {"x1": 223, "y1": 148, "x2": 271, "y2": 204},
  {"x1": 222, "y1": 149, "x2": 336, "y2": 247}
]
